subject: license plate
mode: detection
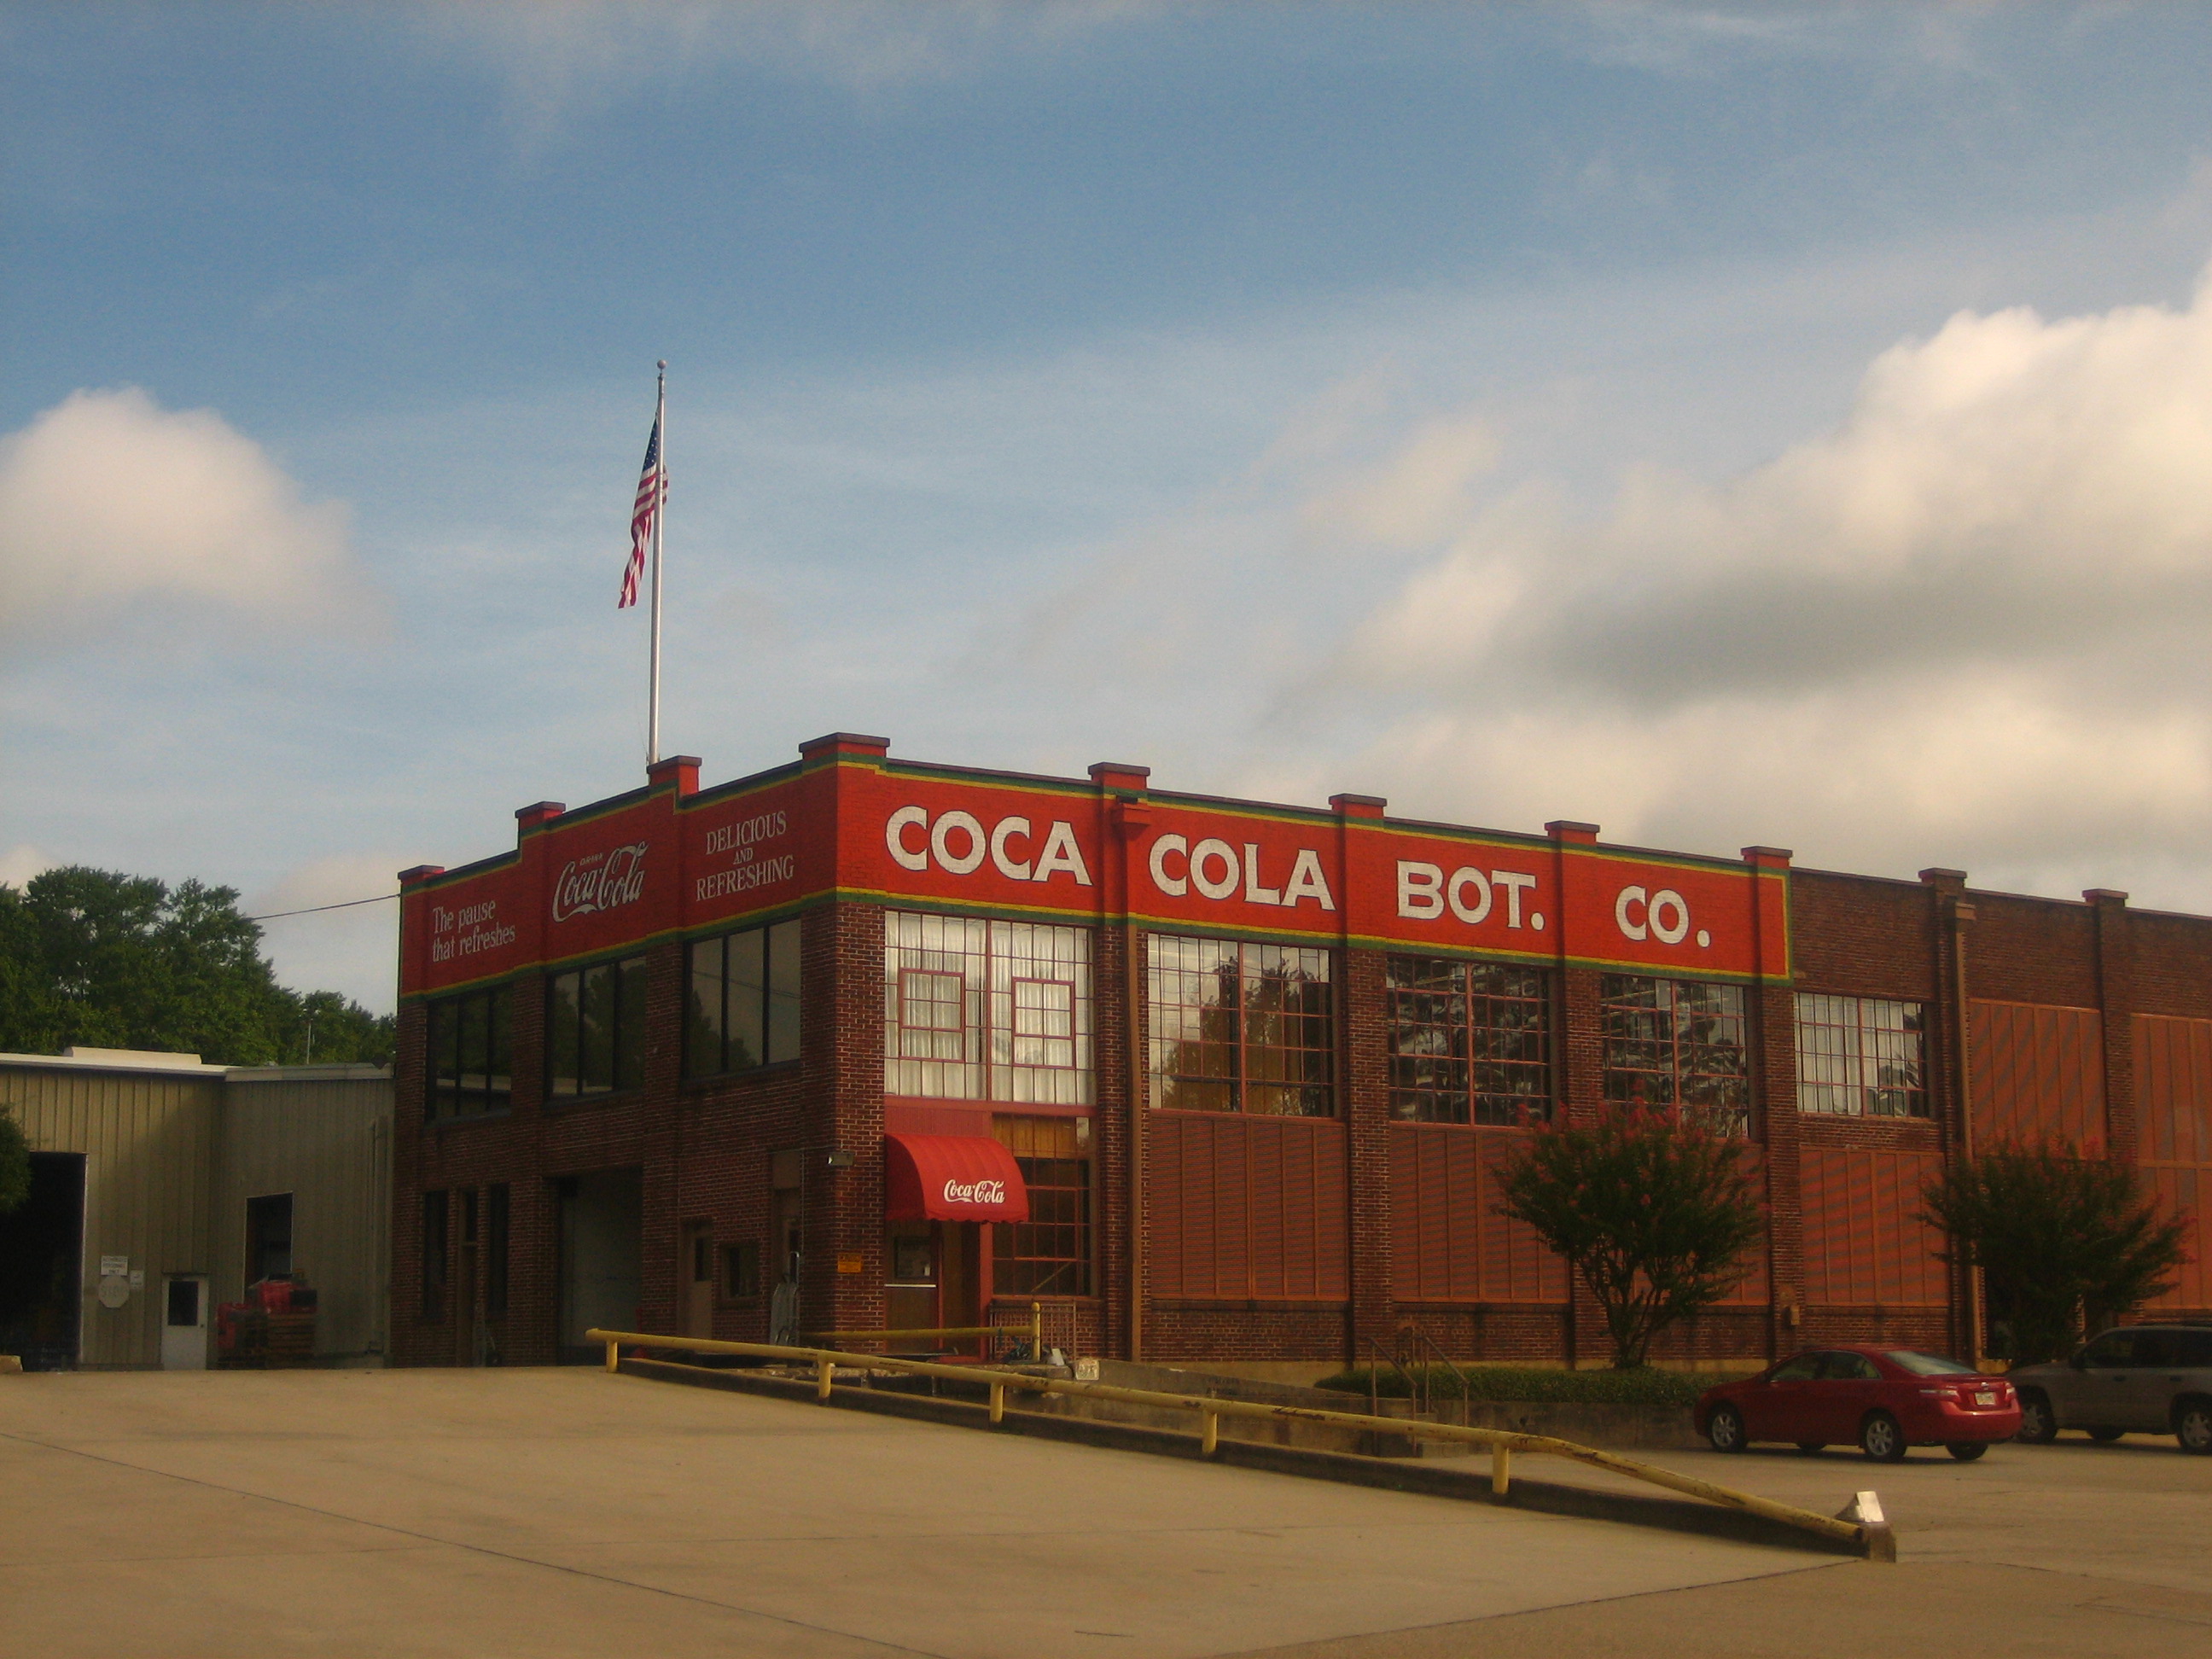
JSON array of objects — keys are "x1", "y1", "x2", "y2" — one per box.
[{"x1": 1974, "y1": 1391, "x2": 1997, "y2": 1407}]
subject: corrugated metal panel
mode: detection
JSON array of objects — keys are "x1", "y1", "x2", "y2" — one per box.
[
  {"x1": 2145, "y1": 1167, "x2": 2208, "y2": 1311},
  {"x1": 1969, "y1": 1000, "x2": 2106, "y2": 1154},
  {"x1": 1150, "y1": 1112, "x2": 1347, "y2": 1300},
  {"x1": 0, "y1": 1064, "x2": 223, "y2": 1367},
  {"x1": 2134, "y1": 1016, "x2": 2212, "y2": 1310},
  {"x1": 1388, "y1": 1125, "x2": 1569, "y2": 1305},
  {"x1": 2136, "y1": 1014, "x2": 2212, "y2": 1167},
  {"x1": 216, "y1": 1074, "x2": 393, "y2": 1359},
  {"x1": 1714, "y1": 1144, "x2": 1771, "y2": 1306},
  {"x1": 1800, "y1": 1144, "x2": 1947, "y2": 1307}
]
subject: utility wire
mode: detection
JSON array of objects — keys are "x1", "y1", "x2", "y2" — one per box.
[{"x1": 247, "y1": 892, "x2": 401, "y2": 923}]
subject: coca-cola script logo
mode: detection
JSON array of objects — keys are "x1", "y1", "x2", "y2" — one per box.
[
  {"x1": 552, "y1": 841, "x2": 650, "y2": 923},
  {"x1": 941, "y1": 1178, "x2": 1008, "y2": 1207}
]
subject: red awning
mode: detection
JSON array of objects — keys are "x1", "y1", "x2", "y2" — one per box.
[{"x1": 885, "y1": 1133, "x2": 1030, "y2": 1223}]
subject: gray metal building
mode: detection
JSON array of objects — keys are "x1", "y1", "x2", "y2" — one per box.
[{"x1": 0, "y1": 1047, "x2": 392, "y2": 1370}]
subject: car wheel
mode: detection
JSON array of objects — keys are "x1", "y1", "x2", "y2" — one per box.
[
  {"x1": 2086, "y1": 1426, "x2": 2126, "y2": 1443},
  {"x1": 2174, "y1": 1400, "x2": 2212, "y2": 1457},
  {"x1": 1795, "y1": 1441, "x2": 1825, "y2": 1455},
  {"x1": 2015, "y1": 1390, "x2": 2058, "y2": 1445},
  {"x1": 1706, "y1": 1403, "x2": 1747, "y2": 1453},
  {"x1": 1860, "y1": 1411, "x2": 1907, "y2": 1463},
  {"x1": 1946, "y1": 1441, "x2": 1988, "y2": 1462}
]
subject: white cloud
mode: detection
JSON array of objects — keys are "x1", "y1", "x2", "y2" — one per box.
[
  {"x1": 1313, "y1": 265, "x2": 2212, "y2": 886},
  {"x1": 0, "y1": 845, "x2": 55, "y2": 889},
  {"x1": 245, "y1": 853, "x2": 405, "y2": 1014},
  {"x1": 416, "y1": 0, "x2": 1153, "y2": 148},
  {"x1": 0, "y1": 387, "x2": 375, "y2": 646}
]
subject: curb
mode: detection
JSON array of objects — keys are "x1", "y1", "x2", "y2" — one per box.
[{"x1": 620, "y1": 1357, "x2": 1874, "y2": 1559}]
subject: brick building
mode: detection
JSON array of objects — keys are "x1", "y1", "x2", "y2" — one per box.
[{"x1": 388, "y1": 733, "x2": 2212, "y2": 1372}]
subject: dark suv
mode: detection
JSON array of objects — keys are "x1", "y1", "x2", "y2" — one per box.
[{"x1": 2008, "y1": 1324, "x2": 2212, "y2": 1454}]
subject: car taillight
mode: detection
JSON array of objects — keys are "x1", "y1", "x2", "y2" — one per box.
[{"x1": 1919, "y1": 1386, "x2": 1959, "y2": 1400}]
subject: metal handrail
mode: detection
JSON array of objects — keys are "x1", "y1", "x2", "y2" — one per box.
[
  {"x1": 1363, "y1": 1334, "x2": 1427, "y2": 1418},
  {"x1": 585, "y1": 1327, "x2": 1876, "y2": 1555},
  {"x1": 1400, "y1": 1323, "x2": 1473, "y2": 1425}
]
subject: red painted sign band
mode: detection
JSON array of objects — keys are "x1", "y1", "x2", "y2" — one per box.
[{"x1": 401, "y1": 753, "x2": 1789, "y2": 998}]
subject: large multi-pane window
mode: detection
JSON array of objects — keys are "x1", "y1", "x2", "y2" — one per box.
[
  {"x1": 685, "y1": 919, "x2": 802, "y2": 1077},
  {"x1": 1796, "y1": 993, "x2": 1928, "y2": 1118},
  {"x1": 992, "y1": 1115, "x2": 1091, "y2": 1295},
  {"x1": 546, "y1": 956, "x2": 649, "y2": 1097},
  {"x1": 1149, "y1": 935, "x2": 1335, "y2": 1116},
  {"x1": 1386, "y1": 956, "x2": 1552, "y2": 1125},
  {"x1": 424, "y1": 983, "x2": 513, "y2": 1121},
  {"x1": 1601, "y1": 975, "x2": 1751, "y2": 1135},
  {"x1": 883, "y1": 912, "x2": 1093, "y2": 1104}
]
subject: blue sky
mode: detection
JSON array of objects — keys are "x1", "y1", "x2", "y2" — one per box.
[{"x1": 9, "y1": 3, "x2": 2212, "y2": 1013}]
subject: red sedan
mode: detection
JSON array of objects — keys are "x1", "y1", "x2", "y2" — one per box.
[{"x1": 1695, "y1": 1346, "x2": 2021, "y2": 1462}]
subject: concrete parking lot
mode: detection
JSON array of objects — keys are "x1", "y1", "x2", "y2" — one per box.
[{"x1": 1, "y1": 1368, "x2": 2205, "y2": 1658}]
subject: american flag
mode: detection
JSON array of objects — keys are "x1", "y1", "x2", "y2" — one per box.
[{"x1": 619, "y1": 412, "x2": 663, "y2": 608}]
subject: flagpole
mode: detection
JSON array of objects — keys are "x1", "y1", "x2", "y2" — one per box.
[{"x1": 648, "y1": 359, "x2": 666, "y2": 766}]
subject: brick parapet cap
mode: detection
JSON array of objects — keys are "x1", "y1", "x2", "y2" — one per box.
[
  {"x1": 647, "y1": 754, "x2": 701, "y2": 794},
  {"x1": 1089, "y1": 761, "x2": 1151, "y2": 792},
  {"x1": 1918, "y1": 867, "x2": 1969, "y2": 891},
  {"x1": 2083, "y1": 888, "x2": 2131, "y2": 905},
  {"x1": 1329, "y1": 793, "x2": 1387, "y2": 819},
  {"x1": 1741, "y1": 845, "x2": 1793, "y2": 868},
  {"x1": 513, "y1": 800, "x2": 567, "y2": 832},
  {"x1": 799, "y1": 732, "x2": 891, "y2": 758},
  {"x1": 1545, "y1": 820, "x2": 1600, "y2": 844},
  {"x1": 397, "y1": 864, "x2": 446, "y2": 885}
]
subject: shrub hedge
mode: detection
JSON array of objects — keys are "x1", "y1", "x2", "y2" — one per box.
[{"x1": 1313, "y1": 1363, "x2": 1740, "y2": 1408}]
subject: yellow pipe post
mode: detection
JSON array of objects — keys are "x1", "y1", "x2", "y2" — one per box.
[
  {"x1": 815, "y1": 1357, "x2": 834, "y2": 1401},
  {"x1": 1032, "y1": 1301, "x2": 1042, "y2": 1363},
  {"x1": 604, "y1": 1339, "x2": 619, "y2": 1373},
  {"x1": 1492, "y1": 1443, "x2": 1511, "y2": 1496},
  {"x1": 990, "y1": 1382, "x2": 1005, "y2": 1424},
  {"x1": 1202, "y1": 1407, "x2": 1220, "y2": 1457}
]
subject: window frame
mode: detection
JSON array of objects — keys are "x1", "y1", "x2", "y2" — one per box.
[
  {"x1": 1147, "y1": 934, "x2": 1337, "y2": 1117},
  {"x1": 684, "y1": 918, "x2": 804, "y2": 1080},
  {"x1": 420, "y1": 1190, "x2": 448, "y2": 1323},
  {"x1": 991, "y1": 1115, "x2": 1093, "y2": 1297},
  {"x1": 1599, "y1": 973, "x2": 1753, "y2": 1137},
  {"x1": 422, "y1": 981, "x2": 515, "y2": 1122},
  {"x1": 1793, "y1": 992, "x2": 1930, "y2": 1120},
  {"x1": 720, "y1": 1239, "x2": 761, "y2": 1302},
  {"x1": 1385, "y1": 953, "x2": 1554, "y2": 1126},
  {"x1": 882, "y1": 912, "x2": 1096, "y2": 1106},
  {"x1": 548, "y1": 953, "x2": 651, "y2": 1098}
]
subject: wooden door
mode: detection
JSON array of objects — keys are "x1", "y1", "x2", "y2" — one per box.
[{"x1": 682, "y1": 1222, "x2": 714, "y2": 1339}]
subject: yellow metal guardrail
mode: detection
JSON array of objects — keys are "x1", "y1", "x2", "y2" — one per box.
[
  {"x1": 586, "y1": 1328, "x2": 1883, "y2": 1557},
  {"x1": 802, "y1": 1303, "x2": 1043, "y2": 1356}
]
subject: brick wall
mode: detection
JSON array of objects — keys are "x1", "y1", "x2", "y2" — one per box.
[{"x1": 393, "y1": 789, "x2": 2212, "y2": 1374}]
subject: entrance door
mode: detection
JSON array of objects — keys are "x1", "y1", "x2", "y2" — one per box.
[
  {"x1": 556, "y1": 1170, "x2": 643, "y2": 1363},
  {"x1": 886, "y1": 1222, "x2": 936, "y2": 1336},
  {"x1": 682, "y1": 1221, "x2": 714, "y2": 1339},
  {"x1": 768, "y1": 1186, "x2": 803, "y2": 1344},
  {"x1": 0, "y1": 1153, "x2": 85, "y2": 1371},
  {"x1": 161, "y1": 1276, "x2": 209, "y2": 1371},
  {"x1": 939, "y1": 1223, "x2": 981, "y2": 1337}
]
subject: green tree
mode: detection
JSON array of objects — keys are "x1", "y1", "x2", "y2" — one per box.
[
  {"x1": 1494, "y1": 1103, "x2": 1766, "y2": 1370},
  {"x1": 1921, "y1": 1144, "x2": 2191, "y2": 1364},
  {"x1": 0, "y1": 867, "x2": 391, "y2": 1068},
  {"x1": 0, "y1": 1106, "x2": 30, "y2": 1216},
  {"x1": 269, "y1": 988, "x2": 396, "y2": 1068}
]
